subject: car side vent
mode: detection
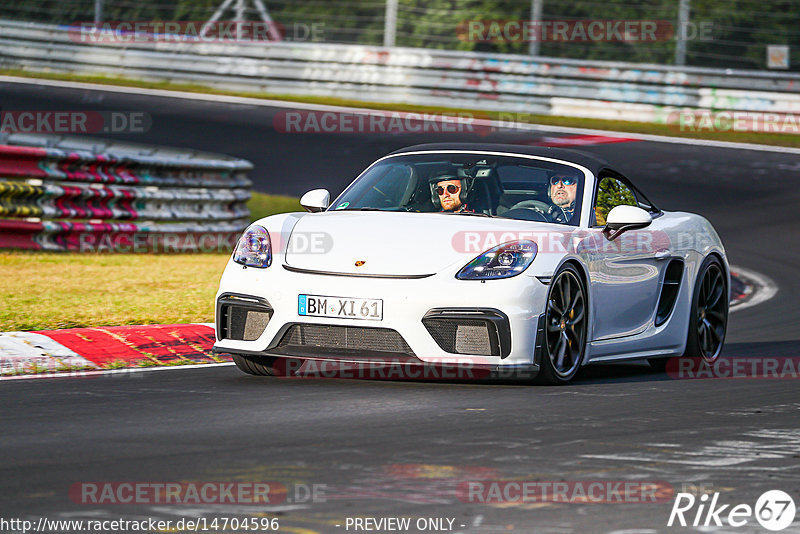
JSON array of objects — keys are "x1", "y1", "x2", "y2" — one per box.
[{"x1": 655, "y1": 260, "x2": 684, "y2": 326}]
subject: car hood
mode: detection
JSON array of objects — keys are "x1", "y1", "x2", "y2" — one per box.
[{"x1": 283, "y1": 211, "x2": 566, "y2": 276}]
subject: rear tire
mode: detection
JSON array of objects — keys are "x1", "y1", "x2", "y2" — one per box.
[
  {"x1": 232, "y1": 354, "x2": 277, "y2": 376},
  {"x1": 683, "y1": 256, "x2": 728, "y2": 362},
  {"x1": 536, "y1": 264, "x2": 588, "y2": 385}
]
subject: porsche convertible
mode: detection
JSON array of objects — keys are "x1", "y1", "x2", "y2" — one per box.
[{"x1": 213, "y1": 143, "x2": 729, "y2": 384}]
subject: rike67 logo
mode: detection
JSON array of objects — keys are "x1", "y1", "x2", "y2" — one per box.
[{"x1": 669, "y1": 490, "x2": 796, "y2": 531}]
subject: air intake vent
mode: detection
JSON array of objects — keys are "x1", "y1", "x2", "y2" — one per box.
[
  {"x1": 422, "y1": 308, "x2": 511, "y2": 358},
  {"x1": 276, "y1": 324, "x2": 415, "y2": 356},
  {"x1": 655, "y1": 260, "x2": 684, "y2": 326},
  {"x1": 217, "y1": 294, "x2": 273, "y2": 341}
]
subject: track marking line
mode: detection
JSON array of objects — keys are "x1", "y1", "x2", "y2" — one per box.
[
  {"x1": 729, "y1": 264, "x2": 778, "y2": 313},
  {"x1": 0, "y1": 361, "x2": 235, "y2": 381}
]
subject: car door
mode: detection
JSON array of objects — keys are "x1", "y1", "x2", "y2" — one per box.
[{"x1": 585, "y1": 172, "x2": 668, "y2": 341}]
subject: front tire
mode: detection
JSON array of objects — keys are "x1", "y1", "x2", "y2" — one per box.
[
  {"x1": 232, "y1": 354, "x2": 277, "y2": 376},
  {"x1": 537, "y1": 264, "x2": 588, "y2": 385},
  {"x1": 683, "y1": 256, "x2": 728, "y2": 362}
]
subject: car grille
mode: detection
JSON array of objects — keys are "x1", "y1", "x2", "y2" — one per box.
[
  {"x1": 217, "y1": 294, "x2": 273, "y2": 341},
  {"x1": 423, "y1": 318, "x2": 495, "y2": 356},
  {"x1": 276, "y1": 324, "x2": 415, "y2": 356},
  {"x1": 422, "y1": 309, "x2": 511, "y2": 358}
]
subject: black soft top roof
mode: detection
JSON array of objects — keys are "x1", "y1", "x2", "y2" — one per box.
[{"x1": 389, "y1": 143, "x2": 612, "y2": 176}]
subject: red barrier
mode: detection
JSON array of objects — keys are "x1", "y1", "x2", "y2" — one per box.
[
  {"x1": 0, "y1": 145, "x2": 48, "y2": 178},
  {"x1": 0, "y1": 136, "x2": 252, "y2": 252},
  {"x1": 0, "y1": 219, "x2": 43, "y2": 249}
]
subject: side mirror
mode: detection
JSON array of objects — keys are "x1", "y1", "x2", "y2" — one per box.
[
  {"x1": 603, "y1": 205, "x2": 652, "y2": 240},
  {"x1": 300, "y1": 189, "x2": 330, "y2": 213}
]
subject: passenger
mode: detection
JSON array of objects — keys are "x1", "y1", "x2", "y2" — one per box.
[{"x1": 548, "y1": 173, "x2": 578, "y2": 221}]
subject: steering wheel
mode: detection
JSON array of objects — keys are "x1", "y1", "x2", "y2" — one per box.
[
  {"x1": 368, "y1": 186, "x2": 395, "y2": 207},
  {"x1": 508, "y1": 200, "x2": 568, "y2": 223}
]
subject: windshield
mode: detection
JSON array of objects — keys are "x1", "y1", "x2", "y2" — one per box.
[{"x1": 329, "y1": 152, "x2": 586, "y2": 225}]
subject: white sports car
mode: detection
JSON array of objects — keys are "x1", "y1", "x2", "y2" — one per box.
[{"x1": 214, "y1": 143, "x2": 729, "y2": 384}]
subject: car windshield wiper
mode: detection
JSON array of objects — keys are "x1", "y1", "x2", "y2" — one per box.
[
  {"x1": 336, "y1": 208, "x2": 493, "y2": 216},
  {"x1": 351, "y1": 207, "x2": 414, "y2": 212},
  {"x1": 439, "y1": 211, "x2": 494, "y2": 217}
]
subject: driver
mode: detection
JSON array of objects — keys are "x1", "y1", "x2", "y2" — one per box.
[
  {"x1": 548, "y1": 173, "x2": 578, "y2": 221},
  {"x1": 433, "y1": 173, "x2": 472, "y2": 212}
]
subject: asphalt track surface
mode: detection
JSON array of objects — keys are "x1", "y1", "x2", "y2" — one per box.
[{"x1": 1, "y1": 80, "x2": 799, "y2": 534}]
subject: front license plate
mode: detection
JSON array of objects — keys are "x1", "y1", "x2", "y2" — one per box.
[{"x1": 298, "y1": 294, "x2": 383, "y2": 321}]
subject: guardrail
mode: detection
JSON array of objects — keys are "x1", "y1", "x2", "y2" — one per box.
[
  {"x1": 2, "y1": 19, "x2": 800, "y2": 124},
  {"x1": 0, "y1": 132, "x2": 252, "y2": 251}
]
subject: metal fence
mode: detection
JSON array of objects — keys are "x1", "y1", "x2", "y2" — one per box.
[
  {"x1": 1, "y1": 19, "x2": 799, "y2": 127},
  {"x1": 0, "y1": 130, "x2": 252, "y2": 251},
  {"x1": 0, "y1": 0, "x2": 797, "y2": 71}
]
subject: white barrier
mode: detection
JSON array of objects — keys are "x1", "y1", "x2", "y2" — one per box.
[{"x1": 1, "y1": 19, "x2": 799, "y2": 124}]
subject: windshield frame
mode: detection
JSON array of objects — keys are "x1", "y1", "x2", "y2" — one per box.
[{"x1": 329, "y1": 149, "x2": 596, "y2": 227}]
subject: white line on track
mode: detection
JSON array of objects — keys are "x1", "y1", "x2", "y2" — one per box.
[
  {"x1": 729, "y1": 264, "x2": 779, "y2": 313},
  {"x1": 3, "y1": 75, "x2": 800, "y2": 155},
  {"x1": 0, "y1": 361, "x2": 235, "y2": 381}
]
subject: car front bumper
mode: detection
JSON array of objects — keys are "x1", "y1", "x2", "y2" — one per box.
[{"x1": 213, "y1": 260, "x2": 548, "y2": 377}]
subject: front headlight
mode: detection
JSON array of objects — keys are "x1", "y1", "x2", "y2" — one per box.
[
  {"x1": 456, "y1": 240, "x2": 537, "y2": 280},
  {"x1": 233, "y1": 225, "x2": 272, "y2": 268}
]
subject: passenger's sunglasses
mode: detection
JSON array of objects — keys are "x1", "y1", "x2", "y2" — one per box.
[
  {"x1": 550, "y1": 176, "x2": 577, "y2": 186},
  {"x1": 436, "y1": 184, "x2": 460, "y2": 195}
]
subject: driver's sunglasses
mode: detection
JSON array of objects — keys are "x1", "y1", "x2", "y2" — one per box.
[
  {"x1": 550, "y1": 176, "x2": 577, "y2": 186},
  {"x1": 436, "y1": 184, "x2": 460, "y2": 195}
]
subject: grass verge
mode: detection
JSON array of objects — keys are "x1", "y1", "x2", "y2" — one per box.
[
  {"x1": 2, "y1": 68, "x2": 799, "y2": 149},
  {"x1": 248, "y1": 191, "x2": 301, "y2": 222},
  {"x1": 0, "y1": 252, "x2": 229, "y2": 331}
]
